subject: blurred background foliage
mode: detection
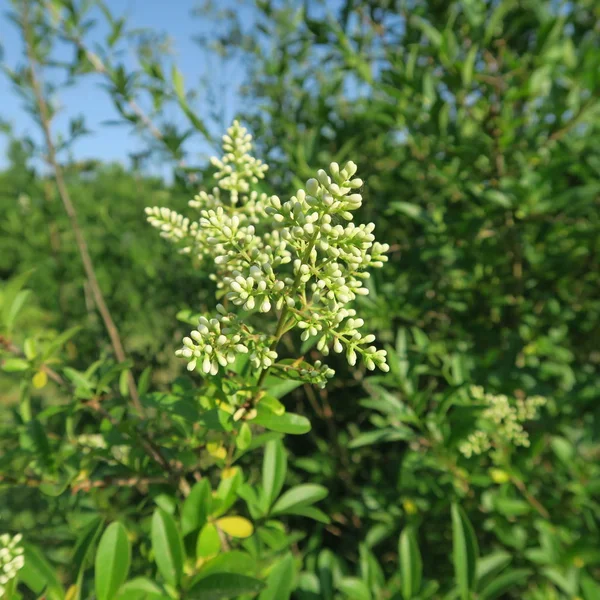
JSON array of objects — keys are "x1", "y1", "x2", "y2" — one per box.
[{"x1": 1, "y1": 0, "x2": 599, "y2": 598}]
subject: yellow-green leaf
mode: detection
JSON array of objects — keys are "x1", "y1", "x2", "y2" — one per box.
[
  {"x1": 216, "y1": 516, "x2": 254, "y2": 539},
  {"x1": 197, "y1": 523, "x2": 221, "y2": 558},
  {"x1": 33, "y1": 370, "x2": 48, "y2": 389}
]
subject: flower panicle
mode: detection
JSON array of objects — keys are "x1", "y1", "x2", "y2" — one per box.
[{"x1": 148, "y1": 122, "x2": 390, "y2": 384}]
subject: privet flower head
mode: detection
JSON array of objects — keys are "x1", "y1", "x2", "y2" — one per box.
[
  {"x1": 147, "y1": 121, "x2": 389, "y2": 389},
  {"x1": 0, "y1": 533, "x2": 25, "y2": 594},
  {"x1": 459, "y1": 386, "x2": 547, "y2": 458}
]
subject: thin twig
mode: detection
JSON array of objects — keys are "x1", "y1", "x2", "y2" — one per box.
[
  {"x1": 20, "y1": 1, "x2": 143, "y2": 414},
  {"x1": 511, "y1": 476, "x2": 550, "y2": 520},
  {"x1": 45, "y1": 0, "x2": 200, "y2": 179},
  {"x1": 2, "y1": 334, "x2": 190, "y2": 497},
  {"x1": 71, "y1": 476, "x2": 171, "y2": 494}
]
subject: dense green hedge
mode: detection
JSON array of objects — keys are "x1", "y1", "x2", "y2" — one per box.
[{"x1": 1, "y1": 1, "x2": 599, "y2": 598}]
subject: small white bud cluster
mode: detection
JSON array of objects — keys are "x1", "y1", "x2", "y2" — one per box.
[
  {"x1": 148, "y1": 121, "x2": 390, "y2": 382},
  {"x1": 459, "y1": 386, "x2": 547, "y2": 457},
  {"x1": 209, "y1": 120, "x2": 268, "y2": 204},
  {"x1": 276, "y1": 359, "x2": 335, "y2": 389},
  {"x1": 77, "y1": 434, "x2": 108, "y2": 454},
  {"x1": 0, "y1": 533, "x2": 25, "y2": 594},
  {"x1": 459, "y1": 430, "x2": 491, "y2": 458},
  {"x1": 176, "y1": 306, "x2": 278, "y2": 373},
  {"x1": 177, "y1": 308, "x2": 250, "y2": 374},
  {"x1": 145, "y1": 206, "x2": 198, "y2": 244}
]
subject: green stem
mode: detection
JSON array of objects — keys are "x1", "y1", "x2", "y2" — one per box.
[{"x1": 251, "y1": 235, "x2": 318, "y2": 402}]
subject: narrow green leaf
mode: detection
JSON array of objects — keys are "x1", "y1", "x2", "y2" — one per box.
[
  {"x1": 581, "y1": 572, "x2": 600, "y2": 600},
  {"x1": 171, "y1": 65, "x2": 185, "y2": 101},
  {"x1": 194, "y1": 552, "x2": 255, "y2": 579},
  {"x1": 475, "y1": 551, "x2": 511, "y2": 585},
  {"x1": 410, "y1": 15, "x2": 442, "y2": 48},
  {"x1": 399, "y1": 526, "x2": 422, "y2": 599},
  {"x1": 19, "y1": 544, "x2": 65, "y2": 599},
  {"x1": 137, "y1": 366, "x2": 152, "y2": 396},
  {"x1": 187, "y1": 573, "x2": 265, "y2": 599},
  {"x1": 271, "y1": 484, "x2": 328, "y2": 515},
  {"x1": 479, "y1": 569, "x2": 531, "y2": 599},
  {"x1": 279, "y1": 505, "x2": 331, "y2": 524},
  {"x1": 337, "y1": 577, "x2": 372, "y2": 600},
  {"x1": 262, "y1": 439, "x2": 287, "y2": 510},
  {"x1": 72, "y1": 516, "x2": 104, "y2": 581},
  {"x1": 259, "y1": 553, "x2": 296, "y2": 600},
  {"x1": 6, "y1": 289, "x2": 31, "y2": 330},
  {"x1": 236, "y1": 422, "x2": 252, "y2": 451},
  {"x1": 181, "y1": 479, "x2": 212, "y2": 536},
  {"x1": 263, "y1": 376, "x2": 303, "y2": 399},
  {"x1": 348, "y1": 426, "x2": 414, "y2": 448},
  {"x1": 116, "y1": 577, "x2": 166, "y2": 599},
  {"x1": 462, "y1": 44, "x2": 479, "y2": 87},
  {"x1": 1, "y1": 358, "x2": 29, "y2": 372},
  {"x1": 95, "y1": 522, "x2": 131, "y2": 600},
  {"x1": 253, "y1": 410, "x2": 311, "y2": 434},
  {"x1": 452, "y1": 504, "x2": 479, "y2": 600},
  {"x1": 151, "y1": 508, "x2": 184, "y2": 586}
]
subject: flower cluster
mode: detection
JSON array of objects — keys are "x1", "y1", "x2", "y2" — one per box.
[
  {"x1": 0, "y1": 533, "x2": 25, "y2": 594},
  {"x1": 176, "y1": 306, "x2": 278, "y2": 373},
  {"x1": 460, "y1": 386, "x2": 547, "y2": 458},
  {"x1": 147, "y1": 120, "x2": 389, "y2": 388}
]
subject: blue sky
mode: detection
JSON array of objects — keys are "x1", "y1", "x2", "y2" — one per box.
[{"x1": 0, "y1": 0, "x2": 256, "y2": 174}]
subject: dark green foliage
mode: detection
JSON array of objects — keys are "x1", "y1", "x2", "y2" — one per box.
[{"x1": 1, "y1": 0, "x2": 599, "y2": 599}]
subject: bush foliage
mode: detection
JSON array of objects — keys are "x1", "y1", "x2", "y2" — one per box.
[{"x1": 0, "y1": 1, "x2": 599, "y2": 599}]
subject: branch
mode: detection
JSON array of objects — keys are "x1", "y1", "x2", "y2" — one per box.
[
  {"x1": 45, "y1": 0, "x2": 200, "y2": 180},
  {"x1": 20, "y1": 1, "x2": 143, "y2": 415}
]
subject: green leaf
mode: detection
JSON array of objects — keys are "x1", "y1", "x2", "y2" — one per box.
[
  {"x1": 151, "y1": 508, "x2": 185, "y2": 586},
  {"x1": 116, "y1": 577, "x2": 167, "y2": 599},
  {"x1": 281, "y1": 505, "x2": 330, "y2": 524},
  {"x1": 348, "y1": 427, "x2": 414, "y2": 448},
  {"x1": 271, "y1": 484, "x2": 328, "y2": 515},
  {"x1": 213, "y1": 468, "x2": 243, "y2": 517},
  {"x1": 181, "y1": 479, "x2": 212, "y2": 536},
  {"x1": 2, "y1": 357, "x2": 29, "y2": 372},
  {"x1": 63, "y1": 367, "x2": 94, "y2": 391},
  {"x1": 194, "y1": 552, "x2": 255, "y2": 579},
  {"x1": 475, "y1": 551, "x2": 511, "y2": 585},
  {"x1": 252, "y1": 409, "x2": 311, "y2": 434},
  {"x1": 389, "y1": 201, "x2": 428, "y2": 223},
  {"x1": 479, "y1": 569, "x2": 531, "y2": 599},
  {"x1": 399, "y1": 526, "x2": 422, "y2": 599},
  {"x1": 1, "y1": 270, "x2": 33, "y2": 331},
  {"x1": 72, "y1": 516, "x2": 104, "y2": 581},
  {"x1": 410, "y1": 15, "x2": 442, "y2": 48},
  {"x1": 259, "y1": 553, "x2": 296, "y2": 600},
  {"x1": 41, "y1": 326, "x2": 81, "y2": 360},
  {"x1": 95, "y1": 522, "x2": 131, "y2": 600},
  {"x1": 550, "y1": 436, "x2": 575, "y2": 465},
  {"x1": 20, "y1": 544, "x2": 65, "y2": 599},
  {"x1": 337, "y1": 577, "x2": 372, "y2": 600},
  {"x1": 137, "y1": 366, "x2": 152, "y2": 396},
  {"x1": 236, "y1": 422, "x2": 252, "y2": 451},
  {"x1": 262, "y1": 439, "x2": 287, "y2": 510},
  {"x1": 452, "y1": 504, "x2": 479, "y2": 600},
  {"x1": 197, "y1": 523, "x2": 221, "y2": 558},
  {"x1": 483, "y1": 190, "x2": 512, "y2": 208},
  {"x1": 462, "y1": 44, "x2": 479, "y2": 87},
  {"x1": 263, "y1": 376, "x2": 303, "y2": 399},
  {"x1": 187, "y1": 573, "x2": 265, "y2": 599},
  {"x1": 5, "y1": 289, "x2": 31, "y2": 330},
  {"x1": 581, "y1": 572, "x2": 600, "y2": 600},
  {"x1": 171, "y1": 66, "x2": 185, "y2": 101}
]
